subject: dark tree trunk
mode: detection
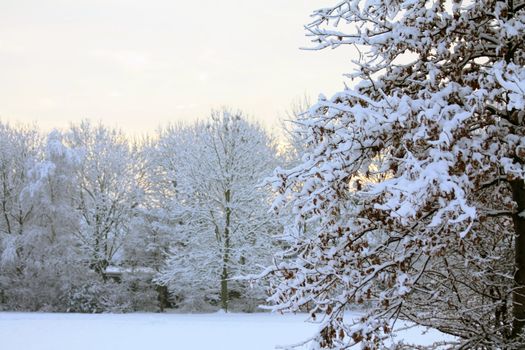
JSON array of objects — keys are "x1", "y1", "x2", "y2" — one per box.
[
  {"x1": 511, "y1": 179, "x2": 525, "y2": 338},
  {"x1": 156, "y1": 284, "x2": 170, "y2": 312},
  {"x1": 220, "y1": 189, "x2": 232, "y2": 312}
]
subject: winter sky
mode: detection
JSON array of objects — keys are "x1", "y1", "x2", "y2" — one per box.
[{"x1": 0, "y1": 0, "x2": 353, "y2": 135}]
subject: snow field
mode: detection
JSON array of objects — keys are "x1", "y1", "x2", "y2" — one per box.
[{"x1": 0, "y1": 311, "x2": 451, "y2": 350}]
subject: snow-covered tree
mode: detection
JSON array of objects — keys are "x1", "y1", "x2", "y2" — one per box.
[
  {"x1": 280, "y1": 95, "x2": 313, "y2": 166},
  {"x1": 28, "y1": 130, "x2": 81, "y2": 246},
  {"x1": 156, "y1": 110, "x2": 280, "y2": 311},
  {"x1": 0, "y1": 124, "x2": 146, "y2": 312},
  {"x1": 132, "y1": 136, "x2": 177, "y2": 276},
  {"x1": 266, "y1": 1, "x2": 525, "y2": 349},
  {"x1": 65, "y1": 121, "x2": 141, "y2": 279},
  {"x1": 120, "y1": 138, "x2": 174, "y2": 311},
  {"x1": 14, "y1": 130, "x2": 88, "y2": 310},
  {"x1": 0, "y1": 123, "x2": 41, "y2": 308}
]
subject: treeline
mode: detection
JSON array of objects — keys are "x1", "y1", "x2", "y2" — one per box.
[{"x1": 0, "y1": 109, "x2": 292, "y2": 313}]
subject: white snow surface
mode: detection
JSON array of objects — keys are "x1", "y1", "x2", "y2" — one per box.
[{"x1": 0, "y1": 311, "x2": 451, "y2": 350}]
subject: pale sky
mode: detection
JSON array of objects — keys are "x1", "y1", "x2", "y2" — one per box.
[{"x1": 0, "y1": 0, "x2": 354, "y2": 135}]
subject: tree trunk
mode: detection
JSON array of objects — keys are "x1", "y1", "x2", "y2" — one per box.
[
  {"x1": 156, "y1": 284, "x2": 170, "y2": 312},
  {"x1": 221, "y1": 189, "x2": 232, "y2": 312},
  {"x1": 221, "y1": 265, "x2": 228, "y2": 311},
  {"x1": 511, "y1": 179, "x2": 525, "y2": 338}
]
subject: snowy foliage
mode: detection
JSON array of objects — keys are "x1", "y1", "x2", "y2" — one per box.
[
  {"x1": 265, "y1": 0, "x2": 525, "y2": 349},
  {"x1": 0, "y1": 114, "x2": 282, "y2": 313},
  {"x1": 0, "y1": 122, "x2": 151, "y2": 312},
  {"x1": 155, "y1": 110, "x2": 281, "y2": 311},
  {"x1": 64, "y1": 121, "x2": 142, "y2": 277}
]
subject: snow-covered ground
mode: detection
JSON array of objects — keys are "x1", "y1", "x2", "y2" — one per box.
[{"x1": 0, "y1": 311, "x2": 451, "y2": 350}]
